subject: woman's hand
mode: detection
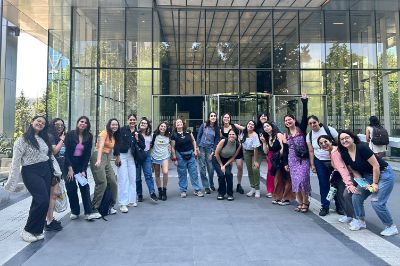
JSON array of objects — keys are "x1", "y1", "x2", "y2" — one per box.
[
  {"x1": 81, "y1": 172, "x2": 86, "y2": 177},
  {"x1": 284, "y1": 165, "x2": 289, "y2": 172},
  {"x1": 194, "y1": 149, "x2": 198, "y2": 157},
  {"x1": 60, "y1": 132, "x2": 65, "y2": 142},
  {"x1": 370, "y1": 183, "x2": 379, "y2": 193},
  {"x1": 134, "y1": 132, "x2": 139, "y2": 140},
  {"x1": 253, "y1": 161, "x2": 259, "y2": 169},
  {"x1": 173, "y1": 160, "x2": 178, "y2": 166},
  {"x1": 208, "y1": 152, "x2": 214, "y2": 161},
  {"x1": 347, "y1": 185, "x2": 359, "y2": 194},
  {"x1": 115, "y1": 157, "x2": 121, "y2": 167},
  {"x1": 259, "y1": 134, "x2": 265, "y2": 143},
  {"x1": 221, "y1": 165, "x2": 226, "y2": 174},
  {"x1": 95, "y1": 160, "x2": 101, "y2": 167},
  {"x1": 67, "y1": 168, "x2": 74, "y2": 181}
]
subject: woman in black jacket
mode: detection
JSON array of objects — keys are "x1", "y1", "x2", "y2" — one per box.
[
  {"x1": 64, "y1": 116, "x2": 98, "y2": 220},
  {"x1": 114, "y1": 114, "x2": 145, "y2": 213}
]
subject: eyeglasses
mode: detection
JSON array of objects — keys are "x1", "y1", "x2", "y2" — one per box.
[
  {"x1": 140, "y1": 122, "x2": 148, "y2": 125},
  {"x1": 340, "y1": 136, "x2": 351, "y2": 141}
]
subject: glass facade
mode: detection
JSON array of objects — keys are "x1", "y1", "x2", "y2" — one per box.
[{"x1": 44, "y1": 1, "x2": 400, "y2": 139}]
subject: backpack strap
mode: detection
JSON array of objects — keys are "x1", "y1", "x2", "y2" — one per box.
[{"x1": 322, "y1": 124, "x2": 333, "y2": 139}]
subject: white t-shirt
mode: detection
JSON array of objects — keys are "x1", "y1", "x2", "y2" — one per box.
[{"x1": 306, "y1": 126, "x2": 338, "y2": 160}]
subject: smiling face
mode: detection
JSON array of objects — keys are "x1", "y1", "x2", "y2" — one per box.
[
  {"x1": 159, "y1": 123, "x2": 167, "y2": 134},
  {"x1": 259, "y1": 114, "x2": 268, "y2": 124},
  {"x1": 127, "y1": 115, "x2": 137, "y2": 128},
  {"x1": 228, "y1": 130, "x2": 237, "y2": 142},
  {"x1": 339, "y1": 133, "x2": 354, "y2": 149},
  {"x1": 263, "y1": 122, "x2": 272, "y2": 134},
  {"x1": 110, "y1": 120, "x2": 119, "y2": 132},
  {"x1": 223, "y1": 114, "x2": 231, "y2": 125},
  {"x1": 32, "y1": 117, "x2": 47, "y2": 133},
  {"x1": 139, "y1": 120, "x2": 148, "y2": 131},
  {"x1": 246, "y1": 121, "x2": 255, "y2": 132},
  {"x1": 284, "y1": 116, "x2": 295, "y2": 128},
  {"x1": 308, "y1": 118, "x2": 320, "y2": 131},
  {"x1": 209, "y1": 112, "x2": 217, "y2": 124},
  {"x1": 318, "y1": 137, "x2": 333, "y2": 151},
  {"x1": 54, "y1": 120, "x2": 65, "y2": 134},
  {"x1": 77, "y1": 118, "x2": 88, "y2": 131},
  {"x1": 175, "y1": 119, "x2": 183, "y2": 130}
]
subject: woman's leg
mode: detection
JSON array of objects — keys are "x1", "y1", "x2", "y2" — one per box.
[
  {"x1": 65, "y1": 176, "x2": 80, "y2": 215},
  {"x1": 370, "y1": 168, "x2": 395, "y2": 226},
  {"x1": 117, "y1": 153, "x2": 129, "y2": 206},
  {"x1": 90, "y1": 152, "x2": 107, "y2": 210},
  {"x1": 204, "y1": 147, "x2": 215, "y2": 189},
  {"x1": 104, "y1": 156, "x2": 118, "y2": 207},
  {"x1": 212, "y1": 157, "x2": 226, "y2": 196},
  {"x1": 127, "y1": 152, "x2": 137, "y2": 205},
  {"x1": 177, "y1": 155, "x2": 189, "y2": 193},
  {"x1": 236, "y1": 159, "x2": 243, "y2": 185},
  {"x1": 198, "y1": 147, "x2": 210, "y2": 189},
  {"x1": 266, "y1": 151, "x2": 274, "y2": 194},
  {"x1": 243, "y1": 150, "x2": 254, "y2": 189},
  {"x1": 161, "y1": 159, "x2": 169, "y2": 200},
  {"x1": 187, "y1": 155, "x2": 202, "y2": 192}
]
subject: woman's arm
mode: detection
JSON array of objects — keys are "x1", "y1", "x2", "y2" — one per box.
[
  {"x1": 5, "y1": 138, "x2": 24, "y2": 191},
  {"x1": 52, "y1": 132, "x2": 65, "y2": 155},
  {"x1": 307, "y1": 141, "x2": 316, "y2": 173},
  {"x1": 190, "y1": 133, "x2": 198, "y2": 156},
  {"x1": 277, "y1": 133, "x2": 286, "y2": 156},
  {"x1": 214, "y1": 140, "x2": 225, "y2": 167},
  {"x1": 196, "y1": 124, "x2": 204, "y2": 145},
  {"x1": 170, "y1": 140, "x2": 177, "y2": 165},
  {"x1": 259, "y1": 133, "x2": 269, "y2": 153},
  {"x1": 95, "y1": 134, "x2": 106, "y2": 167},
  {"x1": 299, "y1": 95, "x2": 308, "y2": 133},
  {"x1": 366, "y1": 127, "x2": 371, "y2": 143},
  {"x1": 233, "y1": 123, "x2": 245, "y2": 131},
  {"x1": 367, "y1": 155, "x2": 381, "y2": 191}
]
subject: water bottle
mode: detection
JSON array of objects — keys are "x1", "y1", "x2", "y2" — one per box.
[{"x1": 326, "y1": 186, "x2": 337, "y2": 202}]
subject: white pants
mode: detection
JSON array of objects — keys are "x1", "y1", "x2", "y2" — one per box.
[{"x1": 117, "y1": 150, "x2": 137, "y2": 205}]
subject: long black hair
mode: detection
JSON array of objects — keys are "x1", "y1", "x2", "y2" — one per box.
[
  {"x1": 106, "y1": 118, "x2": 121, "y2": 144},
  {"x1": 241, "y1": 120, "x2": 257, "y2": 143},
  {"x1": 139, "y1": 117, "x2": 152, "y2": 136},
  {"x1": 75, "y1": 116, "x2": 92, "y2": 142},
  {"x1": 205, "y1": 111, "x2": 218, "y2": 128},
  {"x1": 153, "y1": 121, "x2": 170, "y2": 138},
  {"x1": 337, "y1": 130, "x2": 361, "y2": 152},
  {"x1": 23, "y1": 115, "x2": 52, "y2": 155},
  {"x1": 262, "y1": 121, "x2": 279, "y2": 143},
  {"x1": 256, "y1": 112, "x2": 269, "y2": 132},
  {"x1": 317, "y1": 134, "x2": 336, "y2": 148},
  {"x1": 49, "y1": 118, "x2": 66, "y2": 140},
  {"x1": 369, "y1": 116, "x2": 381, "y2": 127}
]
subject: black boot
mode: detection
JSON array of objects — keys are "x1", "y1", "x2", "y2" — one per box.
[
  {"x1": 158, "y1": 187, "x2": 163, "y2": 200},
  {"x1": 162, "y1": 187, "x2": 167, "y2": 201},
  {"x1": 236, "y1": 184, "x2": 244, "y2": 194}
]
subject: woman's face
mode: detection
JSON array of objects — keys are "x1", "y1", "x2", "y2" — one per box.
[
  {"x1": 223, "y1": 114, "x2": 231, "y2": 125},
  {"x1": 128, "y1": 116, "x2": 137, "y2": 128},
  {"x1": 32, "y1": 117, "x2": 46, "y2": 133},
  {"x1": 308, "y1": 118, "x2": 320, "y2": 131},
  {"x1": 175, "y1": 119, "x2": 183, "y2": 129},
  {"x1": 284, "y1": 116, "x2": 295, "y2": 128},
  {"x1": 209, "y1": 113, "x2": 217, "y2": 123},
  {"x1": 263, "y1": 123, "x2": 272, "y2": 133},
  {"x1": 54, "y1": 120, "x2": 64, "y2": 134},
  {"x1": 159, "y1": 123, "x2": 167, "y2": 133},
  {"x1": 228, "y1": 131, "x2": 237, "y2": 142},
  {"x1": 259, "y1": 114, "x2": 268, "y2": 124},
  {"x1": 318, "y1": 138, "x2": 333, "y2": 151},
  {"x1": 339, "y1": 133, "x2": 354, "y2": 148},
  {"x1": 247, "y1": 121, "x2": 255, "y2": 132},
  {"x1": 139, "y1": 120, "x2": 148, "y2": 130},
  {"x1": 110, "y1": 120, "x2": 119, "y2": 132},
  {"x1": 77, "y1": 118, "x2": 88, "y2": 131}
]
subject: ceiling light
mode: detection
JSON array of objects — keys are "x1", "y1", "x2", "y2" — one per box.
[{"x1": 333, "y1": 22, "x2": 344, "y2": 25}]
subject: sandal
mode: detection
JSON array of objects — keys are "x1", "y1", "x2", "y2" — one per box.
[
  {"x1": 294, "y1": 204, "x2": 302, "y2": 212},
  {"x1": 300, "y1": 202, "x2": 310, "y2": 213}
]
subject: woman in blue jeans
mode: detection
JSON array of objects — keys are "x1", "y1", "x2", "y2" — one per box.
[
  {"x1": 338, "y1": 130, "x2": 398, "y2": 236},
  {"x1": 196, "y1": 112, "x2": 220, "y2": 194},
  {"x1": 171, "y1": 119, "x2": 204, "y2": 198},
  {"x1": 136, "y1": 117, "x2": 158, "y2": 202}
]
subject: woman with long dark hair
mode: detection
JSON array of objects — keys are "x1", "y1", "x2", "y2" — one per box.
[
  {"x1": 366, "y1": 115, "x2": 387, "y2": 157},
  {"x1": 151, "y1": 121, "x2": 171, "y2": 201},
  {"x1": 284, "y1": 95, "x2": 311, "y2": 213},
  {"x1": 114, "y1": 114, "x2": 145, "y2": 213},
  {"x1": 90, "y1": 118, "x2": 120, "y2": 215},
  {"x1": 338, "y1": 130, "x2": 398, "y2": 236},
  {"x1": 6, "y1": 115, "x2": 62, "y2": 242},
  {"x1": 261, "y1": 121, "x2": 294, "y2": 206},
  {"x1": 241, "y1": 120, "x2": 262, "y2": 198},
  {"x1": 136, "y1": 117, "x2": 158, "y2": 202},
  {"x1": 197, "y1": 112, "x2": 220, "y2": 194},
  {"x1": 45, "y1": 118, "x2": 66, "y2": 231},
  {"x1": 220, "y1": 113, "x2": 244, "y2": 194},
  {"x1": 171, "y1": 118, "x2": 204, "y2": 198},
  {"x1": 64, "y1": 116, "x2": 99, "y2": 220}
]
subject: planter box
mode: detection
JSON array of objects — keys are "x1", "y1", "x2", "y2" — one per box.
[{"x1": 0, "y1": 158, "x2": 12, "y2": 168}]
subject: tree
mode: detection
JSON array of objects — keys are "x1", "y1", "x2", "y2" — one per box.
[{"x1": 14, "y1": 90, "x2": 32, "y2": 140}]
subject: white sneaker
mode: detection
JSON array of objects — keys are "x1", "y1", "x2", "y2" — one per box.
[
  {"x1": 338, "y1": 216, "x2": 353, "y2": 223},
  {"x1": 70, "y1": 214, "x2": 79, "y2": 220},
  {"x1": 380, "y1": 225, "x2": 399, "y2": 236},
  {"x1": 266, "y1": 193, "x2": 273, "y2": 198},
  {"x1": 193, "y1": 191, "x2": 204, "y2": 197},
  {"x1": 20, "y1": 229, "x2": 38, "y2": 243},
  {"x1": 255, "y1": 190, "x2": 261, "y2": 198},
  {"x1": 180, "y1": 192, "x2": 187, "y2": 198},
  {"x1": 246, "y1": 188, "x2": 256, "y2": 197},
  {"x1": 109, "y1": 207, "x2": 117, "y2": 215},
  {"x1": 127, "y1": 202, "x2": 136, "y2": 207},
  {"x1": 120, "y1": 205, "x2": 128, "y2": 213},
  {"x1": 36, "y1": 233, "x2": 45, "y2": 240},
  {"x1": 349, "y1": 219, "x2": 366, "y2": 231},
  {"x1": 87, "y1": 212, "x2": 101, "y2": 220}
]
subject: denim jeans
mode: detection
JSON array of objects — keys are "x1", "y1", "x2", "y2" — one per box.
[
  {"x1": 198, "y1": 146, "x2": 215, "y2": 189},
  {"x1": 176, "y1": 151, "x2": 202, "y2": 192},
  {"x1": 314, "y1": 158, "x2": 341, "y2": 210},
  {"x1": 352, "y1": 165, "x2": 395, "y2": 226},
  {"x1": 117, "y1": 151, "x2": 137, "y2": 205},
  {"x1": 212, "y1": 157, "x2": 233, "y2": 196},
  {"x1": 136, "y1": 151, "x2": 155, "y2": 196}
]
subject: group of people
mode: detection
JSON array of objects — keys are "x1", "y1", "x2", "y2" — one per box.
[{"x1": 5, "y1": 95, "x2": 399, "y2": 243}]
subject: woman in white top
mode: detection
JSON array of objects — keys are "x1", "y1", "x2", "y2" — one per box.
[
  {"x1": 366, "y1": 116, "x2": 387, "y2": 157},
  {"x1": 151, "y1": 121, "x2": 171, "y2": 201}
]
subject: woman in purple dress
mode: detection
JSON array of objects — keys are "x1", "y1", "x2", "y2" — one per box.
[{"x1": 283, "y1": 95, "x2": 311, "y2": 213}]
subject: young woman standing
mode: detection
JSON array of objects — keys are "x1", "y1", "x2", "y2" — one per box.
[
  {"x1": 220, "y1": 113, "x2": 244, "y2": 194},
  {"x1": 197, "y1": 112, "x2": 220, "y2": 194},
  {"x1": 64, "y1": 116, "x2": 99, "y2": 220},
  {"x1": 136, "y1": 117, "x2": 158, "y2": 202},
  {"x1": 6, "y1": 115, "x2": 62, "y2": 242},
  {"x1": 151, "y1": 121, "x2": 171, "y2": 201},
  {"x1": 171, "y1": 119, "x2": 204, "y2": 198},
  {"x1": 90, "y1": 118, "x2": 120, "y2": 215},
  {"x1": 114, "y1": 114, "x2": 145, "y2": 213}
]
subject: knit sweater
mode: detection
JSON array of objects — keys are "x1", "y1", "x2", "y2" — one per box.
[{"x1": 5, "y1": 136, "x2": 61, "y2": 192}]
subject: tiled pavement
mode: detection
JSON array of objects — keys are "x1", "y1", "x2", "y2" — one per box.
[{"x1": 1, "y1": 161, "x2": 400, "y2": 266}]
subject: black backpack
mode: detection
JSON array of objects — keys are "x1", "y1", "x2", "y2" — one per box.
[
  {"x1": 98, "y1": 186, "x2": 113, "y2": 219},
  {"x1": 371, "y1": 126, "x2": 389, "y2": 145}
]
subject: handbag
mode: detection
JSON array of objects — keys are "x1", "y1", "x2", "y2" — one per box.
[
  {"x1": 180, "y1": 151, "x2": 193, "y2": 160},
  {"x1": 54, "y1": 179, "x2": 68, "y2": 213},
  {"x1": 133, "y1": 143, "x2": 147, "y2": 163},
  {"x1": 289, "y1": 136, "x2": 309, "y2": 159}
]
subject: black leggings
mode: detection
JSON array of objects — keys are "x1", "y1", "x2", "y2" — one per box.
[{"x1": 21, "y1": 161, "x2": 52, "y2": 235}]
